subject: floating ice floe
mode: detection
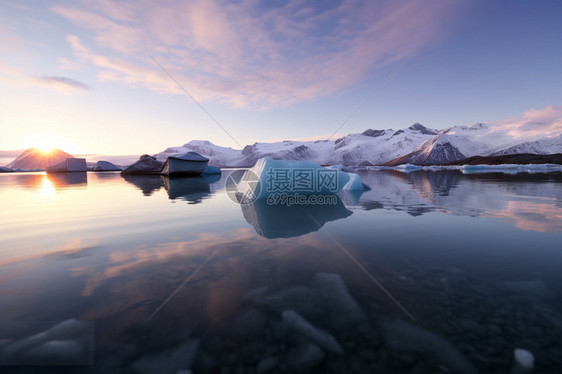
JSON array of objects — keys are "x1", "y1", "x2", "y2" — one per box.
[
  {"x1": 343, "y1": 163, "x2": 562, "y2": 174},
  {"x1": 93, "y1": 160, "x2": 121, "y2": 171},
  {"x1": 238, "y1": 157, "x2": 369, "y2": 200},
  {"x1": 460, "y1": 163, "x2": 562, "y2": 174},
  {"x1": 394, "y1": 163, "x2": 423, "y2": 172}
]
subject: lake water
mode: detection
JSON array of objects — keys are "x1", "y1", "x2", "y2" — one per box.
[{"x1": 0, "y1": 170, "x2": 561, "y2": 373}]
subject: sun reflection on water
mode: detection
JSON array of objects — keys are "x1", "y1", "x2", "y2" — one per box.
[{"x1": 39, "y1": 174, "x2": 55, "y2": 199}]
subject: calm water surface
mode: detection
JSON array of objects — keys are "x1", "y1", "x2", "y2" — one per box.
[{"x1": 0, "y1": 170, "x2": 561, "y2": 373}]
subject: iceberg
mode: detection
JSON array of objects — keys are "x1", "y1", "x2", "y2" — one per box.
[
  {"x1": 394, "y1": 163, "x2": 423, "y2": 172},
  {"x1": 342, "y1": 172, "x2": 368, "y2": 191},
  {"x1": 461, "y1": 163, "x2": 562, "y2": 174},
  {"x1": 238, "y1": 157, "x2": 368, "y2": 200},
  {"x1": 161, "y1": 152, "x2": 209, "y2": 176},
  {"x1": 93, "y1": 161, "x2": 121, "y2": 171}
]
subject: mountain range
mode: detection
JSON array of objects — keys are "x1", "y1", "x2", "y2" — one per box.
[
  {"x1": 4, "y1": 122, "x2": 561, "y2": 170},
  {"x1": 154, "y1": 123, "x2": 562, "y2": 167}
]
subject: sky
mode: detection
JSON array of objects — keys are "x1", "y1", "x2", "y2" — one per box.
[{"x1": 1, "y1": 0, "x2": 562, "y2": 156}]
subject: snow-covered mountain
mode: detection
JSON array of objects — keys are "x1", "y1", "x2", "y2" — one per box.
[
  {"x1": 492, "y1": 134, "x2": 562, "y2": 156},
  {"x1": 385, "y1": 123, "x2": 562, "y2": 165},
  {"x1": 154, "y1": 123, "x2": 439, "y2": 167},
  {"x1": 154, "y1": 122, "x2": 562, "y2": 167}
]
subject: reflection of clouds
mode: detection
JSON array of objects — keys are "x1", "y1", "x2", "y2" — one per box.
[
  {"x1": 48, "y1": 238, "x2": 99, "y2": 259},
  {"x1": 68, "y1": 228, "x2": 363, "y2": 329},
  {"x1": 487, "y1": 199, "x2": 562, "y2": 232},
  {"x1": 72, "y1": 230, "x2": 255, "y2": 297},
  {"x1": 0, "y1": 237, "x2": 98, "y2": 266}
]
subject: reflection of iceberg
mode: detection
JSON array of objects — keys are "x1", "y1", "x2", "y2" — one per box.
[
  {"x1": 46, "y1": 158, "x2": 87, "y2": 173},
  {"x1": 162, "y1": 175, "x2": 217, "y2": 204},
  {"x1": 47, "y1": 172, "x2": 87, "y2": 187},
  {"x1": 122, "y1": 175, "x2": 164, "y2": 196},
  {"x1": 241, "y1": 197, "x2": 353, "y2": 238}
]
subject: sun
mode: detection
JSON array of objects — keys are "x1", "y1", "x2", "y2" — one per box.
[
  {"x1": 32, "y1": 137, "x2": 59, "y2": 153},
  {"x1": 22, "y1": 132, "x2": 78, "y2": 155},
  {"x1": 37, "y1": 144, "x2": 56, "y2": 153}
]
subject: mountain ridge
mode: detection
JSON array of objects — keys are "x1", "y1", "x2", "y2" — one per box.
[{"x1": 154, "y1": 122, "x2": 562, "y2": 167}]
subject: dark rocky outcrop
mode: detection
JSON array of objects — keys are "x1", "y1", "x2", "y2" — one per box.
[{"x1": 120, "y1": 155, "x2": 164, "y2": 175}]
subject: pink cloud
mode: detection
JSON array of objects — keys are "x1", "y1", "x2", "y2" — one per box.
[
  {"x1": 490, "y1": 105, "x2": 562, "y2": 139},
  {"x1": 53, "y1": 0, "x2": 462, "y2": 108},
  {"x1": 0, "y1": 61, "x2": 89, "y2": 95}
]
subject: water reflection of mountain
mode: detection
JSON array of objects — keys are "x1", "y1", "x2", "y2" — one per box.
[
  {"x1": 162, "y1": 175, "x2": 220, "y2": 204},
  {"x1": 356, "y1": 170, "x2": 562, "y2": 231},
  {"x1": 241, "y1": 197, "x2": 353, "y2": 238}
]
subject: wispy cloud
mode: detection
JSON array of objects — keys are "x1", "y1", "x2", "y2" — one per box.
[
  {"x1": 0, "y1": 62, "x2": 90, "y2": 95},
  {"x1": 34, "y1": 75, "x2": 91, "y2": 92},
  {"x1": 490, "y1": 105, "x2": 562, "y2": 139},
  {"x1": 52, "y1": 0, "x2": 461, "y2": 108}
]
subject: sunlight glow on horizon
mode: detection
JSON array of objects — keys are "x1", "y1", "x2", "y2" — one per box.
[{"x1": 19, "y1": 132, "x2": 80, "y2": 154}]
